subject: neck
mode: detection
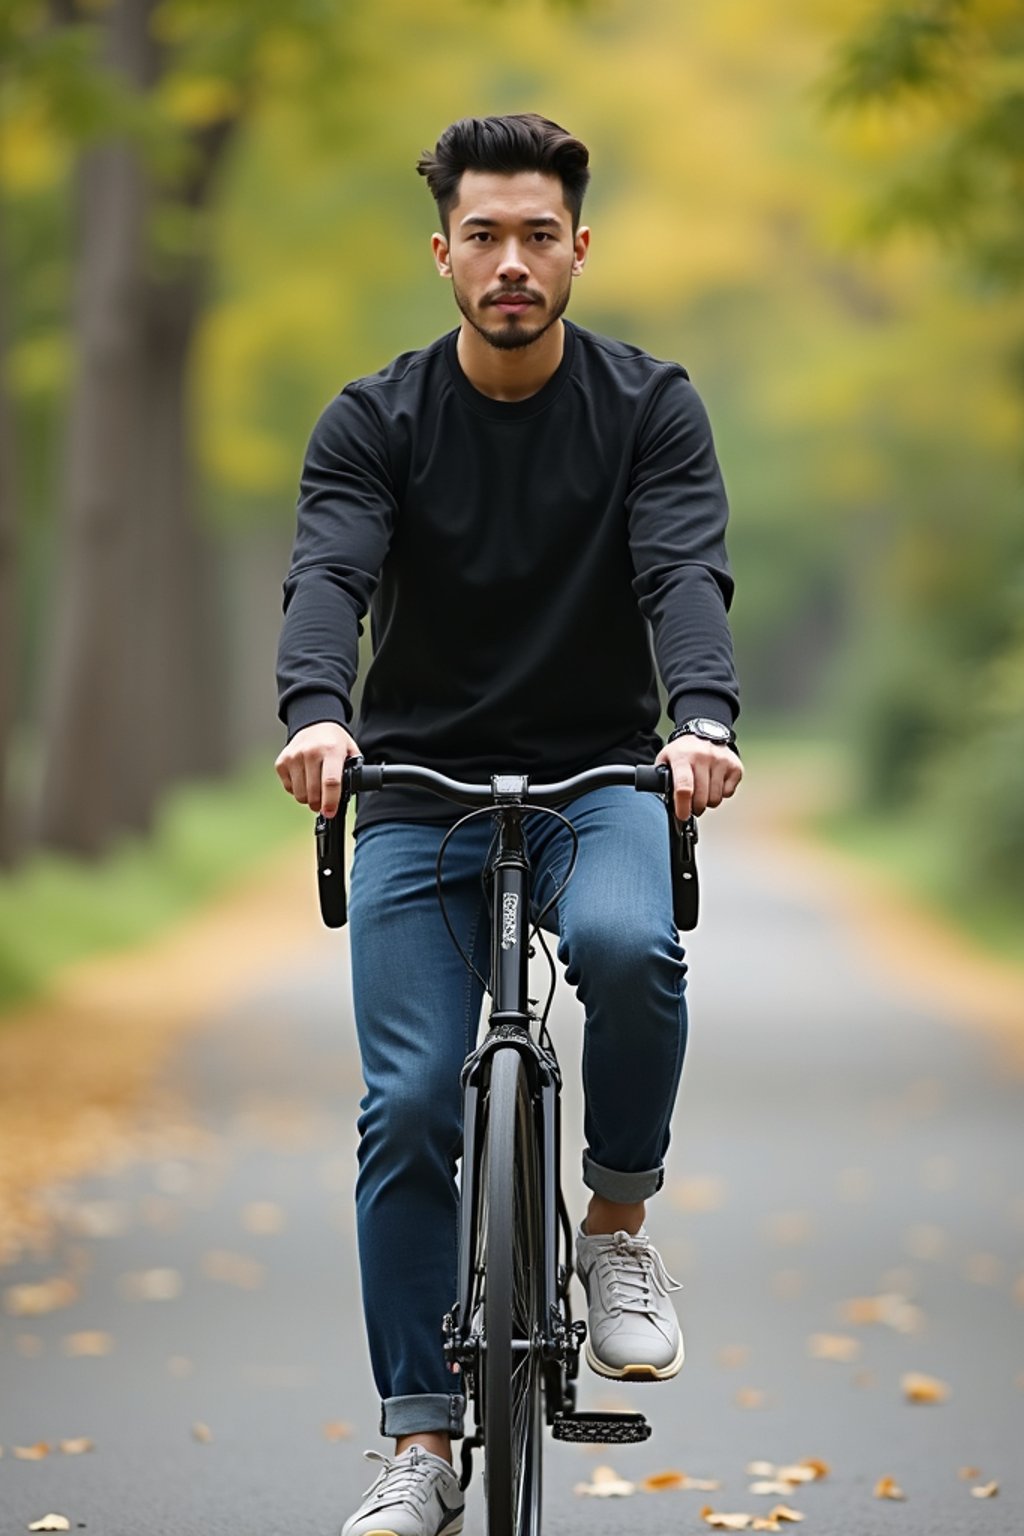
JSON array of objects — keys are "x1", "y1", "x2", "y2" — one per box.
[{"x1": 456, "y1": 319, "x2": 565, "y2": 402}]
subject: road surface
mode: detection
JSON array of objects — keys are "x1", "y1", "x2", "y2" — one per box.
[{"x1": 2, "y1": 809, "x2": 1021, "y2": 1535}]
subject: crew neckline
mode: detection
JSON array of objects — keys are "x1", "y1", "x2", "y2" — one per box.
[{"x1": 444, "y1": 320, "x2": 577, "y2": 421}]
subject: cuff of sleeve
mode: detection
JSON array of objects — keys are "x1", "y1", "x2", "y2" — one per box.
[
  {"x1": 284, "y1": 691, "x2": 351, "y2": 741},
  {"x1": 670, "y1": 692, "x2": 738, "y2": 730}
]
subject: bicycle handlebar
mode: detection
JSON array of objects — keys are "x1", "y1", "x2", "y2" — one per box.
[{"x1": 315, "y1": 757, "x2": 699, "y2": 933}]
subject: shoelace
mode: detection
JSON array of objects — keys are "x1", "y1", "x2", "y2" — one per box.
[
  {"x1": 593, "y1": 1230, "x2": 681, "y2": 1316},
  {"x1": 361, "y1": 1447, "x2": 445, "y2": 1509}
]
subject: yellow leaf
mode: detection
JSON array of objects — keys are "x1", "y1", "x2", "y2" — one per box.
[
  {"x1": 28, "y1": 1517, "x2": 70, "y2": 1532},
  {"x1": 701, "y1": 1511, "x2": 753, "y2": 1530},
  {"x1": 323, "y1": 1421, "x2": 353, "y2": 1442},
  {"x1": 62, "y1": 1331, "x2": 113, "y2": 1357},
  {"x1": 971, "y1": 1483, "x2": 999, "y2": 1499},
  {"x1": 807, "y1": 1333, "x2": 861, "y2": 1362},
  {"x1": 641, "y1": 1470, "x2": 687, "y2": 1491},
  {"x1": 192, "y1": 1422, "x2": 213, "y2": 1443},
  {"x1": 4, "y1": 1279, "x2": 77, "y2": 1317},
  {"x1": 746, "y1": 1462, "x2": 776, "y2": 1477},
  {"x1": 736, "y1": 1387, "x2": 767, "y2": 1409},
  {"x1": 14, "y1": 1443, "x2": 50, "y2": 1460},
  {"x1": 959, "y1": 1466, "x2": 982, "y2": 1480},
  {"x1": 750, "y1": 1482, "x2": 795, "y2": 1496},
  {"x1": 574, "y1": 1465, "x2": 635, "y2": 1497},
  {"x1": 901, "y1": 1371, "x2": 950, "y2": 1404},
  {"x1": 58, "y1": 1439, "x2": 94, "y2": 1455},
  {"x1": 874, "y1": 1476, "x2": 905, "y2": 1500},
  {"x1": 768, "y1": 1506, "x2": 805, "y2": 1523}
]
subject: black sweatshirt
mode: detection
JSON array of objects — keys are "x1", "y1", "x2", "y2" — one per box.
[{"x1": 277, "y1": 320, "x2": 739, "y2": 828}]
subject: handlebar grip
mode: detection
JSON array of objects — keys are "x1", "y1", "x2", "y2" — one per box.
[
  {"x1": 670, "y1": 814, "x2": 699, "y2": 931},
  {"x1": 315, "y1": 809, "x2": 348, "y2": 928},
  {"x1": 635, "y1": 763, "x2": 668, "y2": 794}
]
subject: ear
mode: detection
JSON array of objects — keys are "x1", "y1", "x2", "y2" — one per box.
[
  {"x1": 572, "y1": 225, "x2": 590, "y2": 276},
  {"x1": 432, "y1": 232, "x2": 452, "y2": 278}
]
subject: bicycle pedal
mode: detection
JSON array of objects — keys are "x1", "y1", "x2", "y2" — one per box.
[{"x1": 551, "y1": 1411, "x2": 651, "y2": 1444}]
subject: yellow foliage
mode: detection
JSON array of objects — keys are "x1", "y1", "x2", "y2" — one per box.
[
  {"x1": 159, "y1": 76, "x2": 243, "y2": 128},
  {"x1": 0, "y1": 108, "x2": 66, "y2": 192}
]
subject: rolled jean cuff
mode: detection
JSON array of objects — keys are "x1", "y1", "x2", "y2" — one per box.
[
  {"x1": 379, "y1": 1393, "x2": 465, "y2": 1439},
  {"x1": 583, "y1": 1152, "x2": 664, "y2": 1203}
]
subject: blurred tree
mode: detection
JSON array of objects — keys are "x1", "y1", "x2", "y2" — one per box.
[
  {"x1": 0, "y1": 191, "x2": 16, "y2": 864},
  {"x1": 826, "y1": 0, "x2": 1024, "y2": 900}
]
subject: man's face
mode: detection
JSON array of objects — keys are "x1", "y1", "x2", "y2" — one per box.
[{"x1": 432, "y1": 170, "x2": 589, "y2": 351}]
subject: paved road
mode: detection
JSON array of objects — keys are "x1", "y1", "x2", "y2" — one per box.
[{"x1": 2, "y1": 811, "x2": 1022, "y2": 1536}]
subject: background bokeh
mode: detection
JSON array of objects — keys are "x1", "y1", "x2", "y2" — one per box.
[{"x1": 1, "y1": 0, "x2": 1022, "y2": 1000}]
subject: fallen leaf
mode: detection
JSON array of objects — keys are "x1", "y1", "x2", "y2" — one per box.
[
  {"x1": 902, "y1": 1371, "x2": 950, "y2": 1404},
  {"x1": 62, "y1": 1331, "x2": 113, "y2": 1357},
  {"x1": 768, "y1": 1506, "x2": 804, "y2": 1523},
  {"x1": 241, "y1": 1201, "x2": 286, "y2": 1235},
  {"x1": 971, "y1": 1483, "x2": 999, "y2": 1499},
  {"x1": 746, "y1": 1462, "x2": 776, "y2": 1477},
  {"x1": 750, "y1": 1482, "x2": 795, "y2": 1496},
  {"x1": 58, "y1": 1439, "x2": 94, "y2": 1455},
  {"x1": 735, "y1": 1387, "x2": 767, "y2": 1409},
  {"x1": 118, "y1": 1268, "x2": 182, "y2": 1301},
  {"x1": 28, "y1": 1517, "x2": 70, "y2": 1531},
  {"x1": 964, "y1": 1253, "x2": 1003, "y2": 1286},
  {"x1": 808, "y1": 1333, "x2": 861, "y2": 1363},
  {"x1": 574, "y1": 1465, "x2": 635, "y2": 1497},
  {"x1": 751, "y1": 1523, "x2": 781, "y2": 1533},
  {"x1": 14, "y1": 1444, "x2": 50, "y2": 1460},
  {"x1": 323, "y1": 1421, "x2": 353, "y2": 1441},
  {"x1": 3, "y1": 1278, "x2": 77, "y2": 1317},
  {"x1": 641, "y1": 1470, "x2": 688, "y2": 1491},
  {"x1": 903, "y1": 1223, "x2": 947, "y2": 1261},
  {"x1": 959, "y1": 1467, "x2": 982, "y2": 1480},
  {"x1": 839, "y1": 1292, "x2": 923, "y2": 1333},
  {"x1": 777, "y1": 1462, "x2": 825, "y2": 1484},
  {"x1": 798, "y1": 1459, "x2": 829, "y2": 1480},
  {"x1": 874, "y1": 1476, "x2": 905, "y2": 1500},
  {"x1": 701, "y1": 1510, "x2": 752, "y2": 1530},
  {"x1": 718, "y1": 1345, "x2": 749, "y2": 1369},
  {"x1": 765, "y1": 1212, "x2": 811, "y2": 1246},
  {"x1": 191, "y1": 1421, "x2": 213, "y2": 1443},
  {"x1": 668, "y1": 1176, "x2": 726, "y2": 1213},
  {"x1": 201, "y1": 1249, "x2": 264, "y2": 1290}
]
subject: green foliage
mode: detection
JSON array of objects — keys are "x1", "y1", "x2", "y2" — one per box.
[{"x1": 0, "y1": 757, "x2": 304, "y2": 1013}]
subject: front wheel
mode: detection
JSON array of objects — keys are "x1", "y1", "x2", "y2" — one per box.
[{"x1": 479, "y1": 1047, "x2": 543, "y2": 1536}]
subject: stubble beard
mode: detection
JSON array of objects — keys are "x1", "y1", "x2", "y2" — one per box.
[{"x1": 452, "y1": 273, "x2": 573, "y2": 353}]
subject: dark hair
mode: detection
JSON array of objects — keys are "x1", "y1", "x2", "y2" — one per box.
[{"x1": 417, "y1": 114, "x2": 591, "y2": 234}]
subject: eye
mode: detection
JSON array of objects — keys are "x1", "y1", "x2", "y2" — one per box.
[{"x1": 531, "y1": 232, "x2": 553, "y2": 243}]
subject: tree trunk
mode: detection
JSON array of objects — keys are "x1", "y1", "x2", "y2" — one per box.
[
  {"x1": 0, "y1": 192, "x2": 19, "y2": 866},
  {"x1": 35, "y1": 0, "x2": 158, "y2": 855}
]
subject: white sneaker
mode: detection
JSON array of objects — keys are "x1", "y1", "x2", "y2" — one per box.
[
  {"x1": 341, "y1": 1447, "x2": 465, "y2": 1536},
  {"x1": 575, "y1": 1225, "x2": 684, "y2": 1381}
]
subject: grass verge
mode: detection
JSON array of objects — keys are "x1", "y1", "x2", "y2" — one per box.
[{"x1": 0, "y1": 756, "x2": 306, "y2": 1014}]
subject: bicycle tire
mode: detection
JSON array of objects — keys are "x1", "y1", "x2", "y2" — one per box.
[{"x1": 479, "y1": 1047, "x2": 543, "y2": 1536}]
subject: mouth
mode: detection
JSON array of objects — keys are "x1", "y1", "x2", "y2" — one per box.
[{"x1": 489, "y1": 294, "x2": 538, "y2": 314}]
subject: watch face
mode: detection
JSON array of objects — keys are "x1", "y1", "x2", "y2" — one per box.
[{"x1": 693, "y1": 717, "x2": 732, "y2": 741}]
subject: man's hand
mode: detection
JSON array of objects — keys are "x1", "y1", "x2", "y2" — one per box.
[
  {"x1": 655, "y1": 736, "x2": 743, "y2": 822},
  {"x1": 274, "y1": 722, "x2": 360, "y2": 819}
]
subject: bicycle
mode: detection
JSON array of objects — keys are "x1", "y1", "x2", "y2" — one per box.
[{"x1": 314, "y1": 757, "x2": 699, "y2": 1536}]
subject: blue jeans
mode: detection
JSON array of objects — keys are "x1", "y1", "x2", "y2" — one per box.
[{"x1": 347, "y1": 787, "x2": 688, "y2": 1439}]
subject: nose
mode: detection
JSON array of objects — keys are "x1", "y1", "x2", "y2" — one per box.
[{"x1": 496, "y1": 239, "x2": 529, "y2": 282}]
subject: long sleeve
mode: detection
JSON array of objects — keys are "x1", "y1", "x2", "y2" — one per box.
[
  {"x1": 626, "y1": 371, "x2": 739, "y2": 727},
  {"x1": 276, "y1": 386, "x2": 397, "y2": 739}
]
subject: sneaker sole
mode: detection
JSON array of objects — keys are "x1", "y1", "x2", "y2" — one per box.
[
  {"x1": 346, "y1": 1524, "x2": 464, "y2": 1536},
  {"x1": 584, "y1": 1336, "x2": 685, "y2": 1381}
]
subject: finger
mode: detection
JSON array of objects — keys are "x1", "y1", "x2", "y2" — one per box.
[
  {"x1": 672, "y1": 761, "x2": 694, "y2": 822},
  {"x1": 319, "y1": 751, "x2": 346, "y2": 819},
  {"x1": 290, "y1": 757, "x2": 309, "y2": 806},
  {"x1": 722, "y1": 758, "x2": 743, "y2": 798},
  {"x1": 689, "y1": 761, "x2": 711, "y2": 817},
  {"x1": 274, "y1": 752, "x2": 293, "y2": 795},
  {"x1": 706, "y1": 758, "x2": 732, "y2": 810}
]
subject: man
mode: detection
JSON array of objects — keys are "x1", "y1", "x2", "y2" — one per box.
[{"x1": 275, "y1": 113, "x2": 742, "y2": 1536}]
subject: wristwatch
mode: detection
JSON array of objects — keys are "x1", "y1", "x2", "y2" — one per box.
[{"x1": 668, "y1": 717, "x2": 739, "y2": 753}]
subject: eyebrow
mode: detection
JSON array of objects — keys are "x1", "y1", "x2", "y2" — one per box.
[{"x1": 459, "y1": 214, "x2": 564, "y2": 230}]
